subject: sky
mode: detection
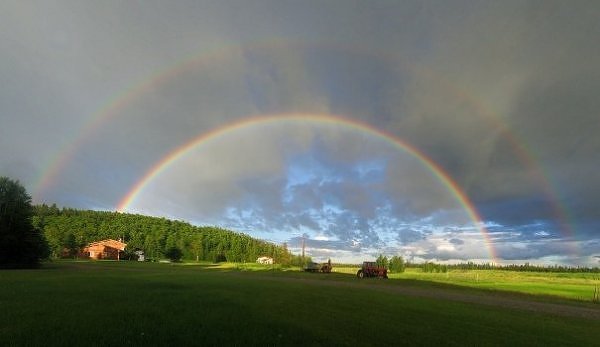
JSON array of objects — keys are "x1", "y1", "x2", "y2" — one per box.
[{"x1": 1, "y1": 1, "x2": 599, "y2": 265}]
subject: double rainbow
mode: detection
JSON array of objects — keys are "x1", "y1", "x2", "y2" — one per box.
[{"x1": 33, "y1": 42, "x2": 578, "y2": 262}]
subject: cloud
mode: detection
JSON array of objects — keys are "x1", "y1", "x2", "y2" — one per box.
[
  {"x1": 449, "y1": 238, "x2": 464, "y2": 246},
  {"x1": 1, "y1": 1, "x2": 598, "y2": 264}
]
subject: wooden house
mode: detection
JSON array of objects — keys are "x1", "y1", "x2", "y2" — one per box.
[{"x1": 84, "y1": 239, "x2": 127, "y2": 260}]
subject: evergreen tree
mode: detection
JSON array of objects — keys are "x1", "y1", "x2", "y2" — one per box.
[
  {"x1": 0, "y1": 177, "x2": 49, "y2": 268},
  {"x1": 279, "y1": 242, "x2": 291, "y2": 266},
  {"x1": 63, "y1": 232, "x2": 78, "y2": 258},
  {"x1": 189, "y1": 233, "x2": 204, "y2": 262}
]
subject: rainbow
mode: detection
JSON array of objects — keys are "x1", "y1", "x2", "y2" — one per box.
[
  {"x1": 430, "y1": 75, "x2": 577, "y2": 242},
  {"x1": 32, "y1": 44, "x2": 250, "y2": 200},
  {"x1": 117, "y1": 113, "x2": 499, "y2": 262},
  {"x1": 33, "y1": 41, "x2": 576, "y2": 255}
]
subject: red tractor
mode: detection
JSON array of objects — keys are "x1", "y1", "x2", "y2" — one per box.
[{"x1": 356, "y1": 261, "x2": 388, "y2": 279}]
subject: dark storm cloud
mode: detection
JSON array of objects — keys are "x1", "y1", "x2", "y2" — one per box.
[
  {"x1": 495, "y1": 240, "x2": 578, "y2": 261},
  {"x1": 1, "y1": 1, "x2": 598, "y2": 264},
  {"x1": 376, "y1": 1, "x2": 600, "y2": 246},
  {"x1": 506, "y1": 74, "x2": 600, "y2": 211},
  {"x1": 395, "y1": 227, "x2": 428, "y2": 245},
  {"x1": 579, "y1": 240, "x2": 600, "y2": 258}
]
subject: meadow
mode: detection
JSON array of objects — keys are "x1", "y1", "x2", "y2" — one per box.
[
  {"x1": 1, "y1": 261, "x2": 599, "y2": 346},
  {"x1": 335, "y1": 266, "x2": 600, "y2": 302}
]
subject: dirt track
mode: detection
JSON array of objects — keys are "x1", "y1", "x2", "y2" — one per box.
[{"x1": 236, "y1": 272, "x2": 600, "y2": 320}]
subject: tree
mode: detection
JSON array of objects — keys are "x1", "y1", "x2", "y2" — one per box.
[
  {"x1": 376, "y1": 254, "x2": 389, "y2": 269},
  {"x1": 63, "y1": 231, "x2": 78, "y2": 258},
  {"x1": 389, "y1": 255, "x2": 405, "y2": 273},
  {"x1": 165, "y1": 246, "x2": 183, "y2": 262},
  {"x1": 189, "y1": 233, "x2": 204, "y2": 262},
  {"x1": 0, "y1": 177, "x2": 49, "y2": 268},
  {"x1": 279, "y1": 242, "x2": 291, "y2": 266},
  {"x1": 376, "y1": 254, "x2": 383, "y2": 267}
]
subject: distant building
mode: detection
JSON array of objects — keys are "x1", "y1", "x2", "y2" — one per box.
[
  {"x1": 84, "y1": 239, "x2": 127, "y2": 260},
  {"x1": 256, "y1": 256, "x2": 274, "y2": 264}
]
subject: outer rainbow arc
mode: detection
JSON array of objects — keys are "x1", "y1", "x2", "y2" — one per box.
[
  {"x1": 33, "y1": 44, "x2": 249, "y2": 200},
  {"x1": 33, "y1": 41, "x2": 574, "y2": 251},
  {"x1": 34, "y1": 40, "x2": 306, "y2": 199},
  {"x1": 442, "y1": 80, "x2": 577, "y2": 242},
  {"x1": 116, "y1": 113, "x2": 498, "y2": 263}
]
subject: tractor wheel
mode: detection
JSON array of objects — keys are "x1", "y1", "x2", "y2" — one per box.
[{"x1": 357, "y1": 269, "x2": 364, "y2": 278}]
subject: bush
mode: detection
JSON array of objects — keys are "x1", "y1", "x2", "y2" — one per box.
[
  {"x1": 165, "y1": 247, "x2": 183, "y2": 262},
  {"x1": 213, "y1": 253, "x2": 226, "y2": 263}
]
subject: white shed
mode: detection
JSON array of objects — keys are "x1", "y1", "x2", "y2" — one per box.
[
  {"x1": 256, "y1": 256, "x2": 274, "y2": 264},
  {"x1": 134, "y1": 250, "x2": 145, "y2": 262}
]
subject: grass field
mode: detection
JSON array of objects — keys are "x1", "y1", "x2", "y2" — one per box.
[
  {"x1": 334, "y1": 266, "x2": 600, "y2": 302},
  {"x1": 1, "y1": 261, "x2": 599, "y2": 346}
]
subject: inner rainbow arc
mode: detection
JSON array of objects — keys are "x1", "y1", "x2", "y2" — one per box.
[{"x1": 116, "y1": 113, "x2": 498, "y2": 263}]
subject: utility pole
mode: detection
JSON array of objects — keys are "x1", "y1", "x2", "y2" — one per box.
[{"x1": 301, "y1": 235, "x2": 305, "y2": 262}]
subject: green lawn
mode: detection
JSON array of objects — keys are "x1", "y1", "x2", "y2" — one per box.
[
  {"x1": 335, "y1": 266, "x2": 600, "y2": 302},
  {"x1": 1, "y1": 261, "x2": 598, "y2": 346}
]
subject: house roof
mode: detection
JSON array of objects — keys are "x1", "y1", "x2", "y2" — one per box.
[{"x1": 86, "y1": 239, "x2": 127, "y2": 251}]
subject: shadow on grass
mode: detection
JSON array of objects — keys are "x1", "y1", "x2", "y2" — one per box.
[
  {"x1": 36, "y1": 260, "x2": 598, "y2": 306},
  {"x1": 195, "y1": 264, "x2": 600, "y2": 306}
]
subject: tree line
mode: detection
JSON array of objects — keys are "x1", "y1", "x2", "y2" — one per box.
[
  {"x1": 33, "y1": 204, "x2": 304, "y2": 265},
  {"x1": 371, "y1": 255, "x2": 599, "y2": 273},
  {"x1": 405, "y1": 261, "x2": 600, "y2": 273}
]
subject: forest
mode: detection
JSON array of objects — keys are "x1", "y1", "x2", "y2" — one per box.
[
  {"x1": 32, "y1": 204, "x2": 304, "y2": 265},
  {"x1": 27, "y1": 203, "x2": 600, "y2": 272}
]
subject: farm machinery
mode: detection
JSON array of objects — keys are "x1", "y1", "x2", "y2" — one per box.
[
  {"x1": 303, "y1": 259, "x2": 332, "y2": 273},
  {"x1": 356, "y1": 261, "x2": 388, "y2": 278}
]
